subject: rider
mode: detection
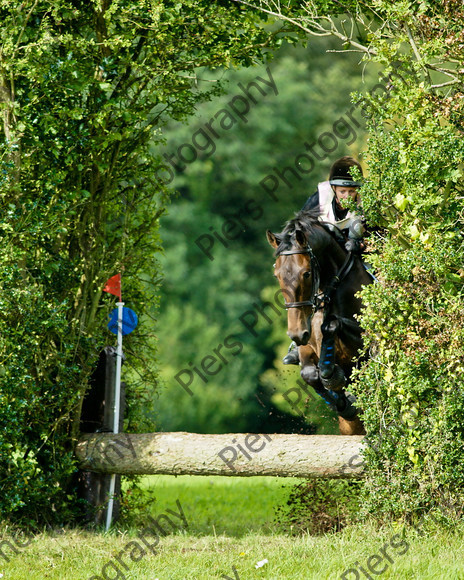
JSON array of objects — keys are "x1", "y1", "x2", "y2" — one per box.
[
  {"x1": 302, "y1": 155, "x2": 365, "y2": 253},
  {"x1": 283, "y1": 155, "x2": 365, "y2": 365}
]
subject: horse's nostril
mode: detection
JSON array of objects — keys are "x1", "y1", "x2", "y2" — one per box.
[{"x1": 287, "y1": 330, "x2": 310, "y2": 346}]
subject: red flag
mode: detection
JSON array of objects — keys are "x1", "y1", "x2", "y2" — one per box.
[{"x1": 103, "y1": 273, "x2": 122, "y2": 301}]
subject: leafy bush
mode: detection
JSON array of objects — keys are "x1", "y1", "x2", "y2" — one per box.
[
  {"x1": 246, "y1": 0, "x2": 464, "y2": 522},
  {"x1": 0, "y1": 1, "x2": 280, "y2": 527},
  {"x1": 275, "y1": 479, "x2": 363, "y2": 535},
  {"x1": 348, "y1": 6, "x2": 464, "y2": 521}
]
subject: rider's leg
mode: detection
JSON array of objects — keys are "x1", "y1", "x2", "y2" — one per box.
[{"x1": 299, "y1": 350, "x2": 359, "y2": 420}]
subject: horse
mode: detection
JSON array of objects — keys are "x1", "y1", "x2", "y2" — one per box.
[{"x1": 266, "y1": 209, "x2": 372, "y2": 435}]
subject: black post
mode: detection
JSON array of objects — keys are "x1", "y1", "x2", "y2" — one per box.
[{"x1": 76, "y1": 347, "x2": 126, "y2": 525}]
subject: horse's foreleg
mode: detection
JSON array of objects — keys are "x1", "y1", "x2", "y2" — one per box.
[
  {"x1": 295, "y1": 315, "x2": 364, "y2": 433},
  {"x1": 299, "y1": 347, "x2": 347, "y2": 415},
  {"x1": 338, "y1": 415, "x2": 365, "y2": 435},
  {"x1": 318, "y1": 315, "x2": 346, "y2": 391},
  {"x1": 299, "y1": 345, "x2": 361, "y2": 424},
  {"x1": 318, "y1": 316, "x2": 357, "y2": 396}
]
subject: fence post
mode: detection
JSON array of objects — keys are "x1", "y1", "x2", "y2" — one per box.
[{"x1": 76, "y1": 347, "x2": 126, "y2": 525}]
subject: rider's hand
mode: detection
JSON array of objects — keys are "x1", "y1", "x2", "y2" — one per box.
[{"x1": 345, "y1": 237, "x2": 364, "y2": 253}]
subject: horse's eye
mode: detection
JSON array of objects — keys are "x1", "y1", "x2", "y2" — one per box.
[{"x1": 303, "y1": 271, "x2": 311, "y2": 279}]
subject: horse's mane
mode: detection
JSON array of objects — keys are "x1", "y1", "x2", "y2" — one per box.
[{"x1": 275, "y1": 208, "x2": 329, "y2": 256}]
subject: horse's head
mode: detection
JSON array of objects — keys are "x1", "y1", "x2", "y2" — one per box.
[{"x1": 266, "y1": 211, "x2": 323, "y2": 346}]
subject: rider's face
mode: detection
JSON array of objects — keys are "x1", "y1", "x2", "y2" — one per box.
[{"x1": 333, "y1": 186, "x2": 359, "y2": 207}]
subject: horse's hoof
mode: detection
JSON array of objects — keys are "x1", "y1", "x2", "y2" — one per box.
[
  {"x1": 337, "y1": 393, "x2": 359, "y2": 420},
  {"x1": 320, "y1": 365, "x2": 334, "y2": 380},
  {"x1": 320, "y1": 365, "x2": 346, "y2": 392},
  {"x1": 300, "y1": 365, "x2": 320, "y2": 386}
]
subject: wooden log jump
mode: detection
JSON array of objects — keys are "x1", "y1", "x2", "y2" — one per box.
[{"x1": 76, "y1": 432, "x2": 365, "y2": 479}]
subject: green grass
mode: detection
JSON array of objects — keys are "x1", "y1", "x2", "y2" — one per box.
[
  {"x1": 131, "y1": 475, "x2": 297, "y2": 536},
  {"x1": 2, "y1": 475, "x2": 464, "y2": 579}
]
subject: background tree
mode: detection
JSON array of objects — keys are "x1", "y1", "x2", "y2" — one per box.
[
  {"x1": 0, "y1": 0, "x2": 282, "y2": 526},
  {"x1": 154, "y1": 39, "x2": 374, "y2": 435}
]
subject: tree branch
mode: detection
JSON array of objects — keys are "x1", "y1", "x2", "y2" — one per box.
[{"x1": 230, "y1": 0, "x2": 376, "y2": 55}]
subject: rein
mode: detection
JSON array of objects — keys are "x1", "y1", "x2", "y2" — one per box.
[
  {"x1": 320, "y1": 250, "x2": 355, "y2": 308},
  {"x1": 279, "y1": 245, "x2": 355, "y2": 311}
]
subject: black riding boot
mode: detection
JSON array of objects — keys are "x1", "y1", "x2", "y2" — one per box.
[{"x1": 283, "y1": 341, "x2": 300, "y2": 365}]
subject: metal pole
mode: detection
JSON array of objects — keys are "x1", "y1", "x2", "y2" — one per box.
[{"x1": 105, "y1": 300, "x2": 124, "y2": 531}]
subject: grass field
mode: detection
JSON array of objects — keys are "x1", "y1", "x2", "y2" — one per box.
[{"x1": 2, "y1": 475, "x2": 464, "y2": 579}]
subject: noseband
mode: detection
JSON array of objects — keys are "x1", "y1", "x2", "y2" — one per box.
[{"x1": 278, "y1": 246, "x2": 321, "y2": 309}]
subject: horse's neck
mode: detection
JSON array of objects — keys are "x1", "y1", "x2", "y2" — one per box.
[
  {"x1": 315, "y1": 238, "x2": 370, "y2": 318},
  {"x1": 314, "y1": 234, "x2": 347, "y2": 287}
]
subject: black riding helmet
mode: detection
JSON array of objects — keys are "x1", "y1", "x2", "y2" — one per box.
[{"x1": 329, "y1": 156, "x2": 363, "y2": 187}]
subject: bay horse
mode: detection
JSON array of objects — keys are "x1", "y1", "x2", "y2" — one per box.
[{"x1": 266, "y1": 209, "x2": 372, "y2": 435}]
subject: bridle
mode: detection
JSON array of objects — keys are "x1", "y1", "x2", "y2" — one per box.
[
  {"x1": 278, "y1": 246, "x2": 321, "y2": 310},
  {"x1": 278, "y1": 245, "x2": 355, "y2": 311}
]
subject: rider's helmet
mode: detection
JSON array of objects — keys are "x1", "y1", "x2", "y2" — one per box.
[{"x1": 329, "y1": 156, "x2": 363, "y2": 187}]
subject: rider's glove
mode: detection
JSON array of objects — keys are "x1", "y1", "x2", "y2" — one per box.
[{"x1": 345, "y1": 237, "x2": 364, "y2": 253}]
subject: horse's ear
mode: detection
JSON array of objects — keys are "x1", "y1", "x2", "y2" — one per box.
[
  {"x1": 295, "y1": 229, "x2": 307, "y2": 248},
  {"x1": 266, "y1": 230, "x2": 280, "y2": 249}
]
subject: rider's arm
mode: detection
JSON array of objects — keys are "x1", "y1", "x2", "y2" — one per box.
[
  {"x1": 345, "y1": 217, "x2": 366, "y2": 253},
  {"x1": 301, "y1": 191, "x2": 319, "y2": 212}
]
